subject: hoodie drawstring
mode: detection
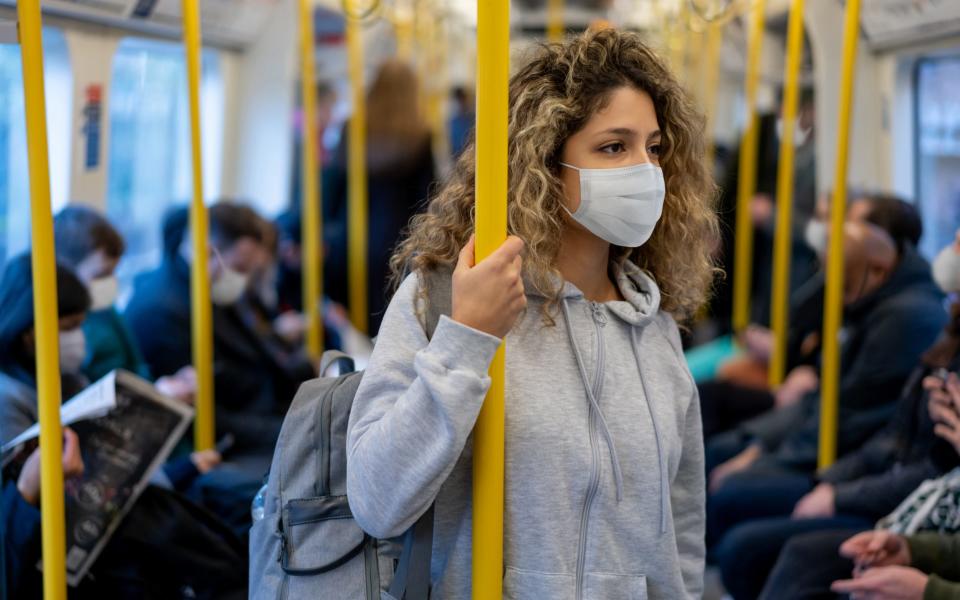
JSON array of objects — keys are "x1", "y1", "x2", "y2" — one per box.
[
  {"x1": 631, "y1": 327, "x2": 669, "y2": 534},
  {"x1": 561, "y1": 299, "x2": 625, "y2": 502}
]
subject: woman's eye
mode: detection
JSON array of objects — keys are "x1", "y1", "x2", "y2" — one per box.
[
  {"x1": 648, "y1": 144, "x2": 662, "y2": 157},
  {"x1": 600, "y1": 142, "x2": 625, "y2": 154}
]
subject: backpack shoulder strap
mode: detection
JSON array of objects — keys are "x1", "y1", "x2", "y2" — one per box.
[{"x1": 420, "y1": 267, "x2": 453, "y2": 340}]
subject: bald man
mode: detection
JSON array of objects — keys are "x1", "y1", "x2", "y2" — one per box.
[
  {"x1": 706, "y1": 221, "x2": 948, "y2": 600},
  {"x1": 841, "y1": 221, "x2": 898, "y2": 307}
]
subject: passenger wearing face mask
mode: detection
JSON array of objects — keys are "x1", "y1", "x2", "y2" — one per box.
[
  {"x1": 53, "y1": 206, "x2": 197, "y2": 404},
  {"x1": 696, "y1": 194, "x2": 926, "y2": 439},
  {"x1": 0, "y1": 256, "x2": 92, "y2": 443},
  {"x1": 933, "y1": 228, "x2": 960, "y2": 297},
  {"x1": 0, "y1": 256, "x2": 248, "y2": 597},
  {"x1": 706, "y1": 223, "x2": 947, "y2": 574},
  {"x1": 348, "y1": 30, "x2": 715, "y2": 598},
  {"x1": 125, "y1": 202, "x2": 284, "y2": 460}
]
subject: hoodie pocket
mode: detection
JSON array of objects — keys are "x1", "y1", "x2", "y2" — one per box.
[
  {"x1": 584, "y1": 572, "x2": 648, "y2": 600},
  {"x1": 503, "y1": 567, "x2": 575, "y2": 600}
]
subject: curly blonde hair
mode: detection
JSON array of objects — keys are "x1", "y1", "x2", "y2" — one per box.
[{"x1": 390, "y1": 28, "x2": 718, "y2": 322}]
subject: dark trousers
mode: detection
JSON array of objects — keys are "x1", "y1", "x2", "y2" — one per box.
[
  {"x1": 707, "y1": 468, "x2": 814, "y2": 550},
  {"x1": 717, "y1": 517, "x2": 872, "y2": 599},
  {"x1": 699, "y1": 380, "x2": 775, "y2": 439},
  {"x1": 759, "y1": 528, "x2": 863, "y2": 600}
]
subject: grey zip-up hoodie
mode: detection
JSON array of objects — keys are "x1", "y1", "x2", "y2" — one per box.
[{"x1": 347, "y1": 261, "x2": 705, "y2": 599}]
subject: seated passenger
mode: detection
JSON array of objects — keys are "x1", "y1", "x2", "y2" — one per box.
[
  {"x1": 0, "y1": 255, "x2": 247, "y2": 597},
  {"x1": 125, "y1": 202, "x2": 291, "y2": 459},
  {"x1": 706, "y1": 222, "x2": 946, "y2": 552},
  {"x1": 751, "y1": 228, "x2": 960, "y2": 599},
  {"x1": 0, "y1": 256, "x2": 92, "y2": 442},
  {"x1": 236, "y1": 216, "x2": 316, "y2": 403},
  {"x1": 760, "y1": 373, "x2": 960, "y2": 599},
  {"x1": 714, "y1": 298, "x2": 960, "y2": 599},
  {"x1": 698, "y1": 194, "x2": 924, "y2": 438},
  {"x1": 53, "y1": 205, "x2": 196, "y2": 401}
]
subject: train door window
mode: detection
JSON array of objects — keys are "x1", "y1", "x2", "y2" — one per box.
[
  {"x1": 106, "y1": 37, "x2": 224, "y2": 287},
  {"x1": 0, "y1": 28, "x2": 72, "y2": 266},
  {"x1": 915, "y1": 56, "x2": 960, "y2": 259}
]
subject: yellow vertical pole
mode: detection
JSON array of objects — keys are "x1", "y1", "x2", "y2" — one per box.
[
  {"x1": 346, "y1": 1, "x2": 369, "y2": 333},
  {"x1": 183, "y1": 0, "x2": 215, "y2": 451},
  {"x1": 669, "y1": 2, "x2": 690, "y2": 81},
  {"x1": 768, "y1": 0, "x2": 806, "y2": 387},
  {"x1": 731, "y1": 0, "x2": 767, "y2": 333},
  {"x1": 702, "y1": 22, "x2": 724, "y2": 167},
  {"x1": 426, "y1": 12, "x2": 451, "y2": 166},
  {"x1": 300, "y1": 0, "x2": 324, "y2": 358},
  {"x1": 473, "y1": 0, "x2": 508, "y2": 597},
  {"x1": 18, "y1": 3, "x2": 67, "y2": 598},
  {"x1": 819, "y1": 0, "x2": 862, "y2": 470},
  {"x1": 547, "y1": 0, "x2": 564, "y2": 42},
  {"x1": 690, "y1": 27, "x2": 706, "y2": 97}
]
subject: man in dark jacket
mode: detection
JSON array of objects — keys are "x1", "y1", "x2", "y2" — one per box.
[
  {"x1": 706, "y1": 223, "x2": 947, "y2": 597},
  {"x1": 125, "y1": 203, "x2": 287, "y2": 460}
]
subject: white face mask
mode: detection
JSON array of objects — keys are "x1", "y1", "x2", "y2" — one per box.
[
  {"x1": 211, "y1": 264, "x2": 250, "y2": 306},
  {"x1": 88, "y1": 276, "x2": 118, "y2": 311},
  {"x1": 776, "y1": 117, "x2": 812, "y2": 148},
  {"x1": 560, "y1": 162, "x2": 666, "y2": 248},
  {"x1": 59, "y1": 328, "x2": 86, "y2": 374},
  {"x1": 804, "y1": 219, "x2": 828, "y2": 255},
  {"x1": 932, "y1": 243, "x2": 960, "y2": 293}
]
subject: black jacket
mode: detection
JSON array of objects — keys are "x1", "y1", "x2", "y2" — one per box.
[
  {"x1": 742, "y1": 248, "x2": 947, "y2": 471},
  {"x1": 124, "y1": 256, "x2": 298, "y2": 454}
]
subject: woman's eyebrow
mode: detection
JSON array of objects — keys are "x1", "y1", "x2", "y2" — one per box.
[
  {"x1": 647, "y1": 129, "x2": 662, "y2": 141},
  {"x1": 595, "y1": 127, "x2": 638, "y2": 138}
]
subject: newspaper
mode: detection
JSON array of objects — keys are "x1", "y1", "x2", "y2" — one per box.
[{"x1": 2, "y1": 370, "x2": 193, "y2": 586}]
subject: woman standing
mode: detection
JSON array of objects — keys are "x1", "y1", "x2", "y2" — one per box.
[{"x1": 347, "y1": 29, "x2": 717, "y2": 599}]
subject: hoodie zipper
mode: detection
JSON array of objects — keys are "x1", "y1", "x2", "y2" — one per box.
[{"x1": 575, "y1": 302, "x2": 606, "y2": 600}]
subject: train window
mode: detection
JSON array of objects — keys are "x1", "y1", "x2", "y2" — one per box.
[
  {"x1": 0, "y1": 28, "x2": 72, "y2": 266},
  {"x1": 915, "y1": 56, "x2": 960, "y2": 259},
  {"x1": 106, "y1": 37, "x2": 224, "y2": 286}
]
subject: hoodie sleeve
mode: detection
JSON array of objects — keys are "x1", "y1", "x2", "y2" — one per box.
[
  {"x1": 658, "y1": 314, "x2": 706, "y2": 599},
  {"x1": 346, "y1": 273, "x2": 501, "y2": 539}
]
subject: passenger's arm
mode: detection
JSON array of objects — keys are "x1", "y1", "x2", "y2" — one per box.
[
  {"x1": 833, "y1": 459, "x2": 939, "y2": 521},
  {"x1": 346, "y1": 274, "x2": 501, "y2": 539},
  {"x1": 909, "y1": 533, "x2": 960, "y2": 583},
  {"x1": 819, "y1": 424, "x2": 899, "y2": 484},
  {"x1": 740, "y1": 398, "x2": 809, "y2": 452}
]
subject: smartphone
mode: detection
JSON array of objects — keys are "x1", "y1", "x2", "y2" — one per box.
[{"x1": 215, "y1": 433, "x2": 236, "y2": 457}]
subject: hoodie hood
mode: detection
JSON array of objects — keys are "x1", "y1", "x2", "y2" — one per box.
[{"x1": 529, "y1": 260, "x2": 662, "y2": 324}]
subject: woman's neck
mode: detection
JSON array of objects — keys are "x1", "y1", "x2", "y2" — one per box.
[{"x1": 556, "y1": 226, "x2": 622, "y2": 302}]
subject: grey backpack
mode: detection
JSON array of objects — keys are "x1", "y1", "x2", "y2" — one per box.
[{"x1": 249, "y1": 274, "x2": 449, "y2": 600}]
